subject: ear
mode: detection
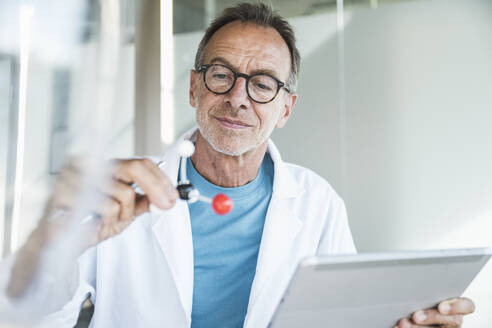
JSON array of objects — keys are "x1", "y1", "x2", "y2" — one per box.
[
  {"x1": 189, "y1": 70, "x2": 200, "y2": 108},
  {"x1": 275, "y1": 93, "x2": 298, "y2": 128}
]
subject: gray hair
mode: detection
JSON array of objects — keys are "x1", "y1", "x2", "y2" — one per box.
[{"x1": 194, "y1": 2, "x2": 300, "y2": 92}]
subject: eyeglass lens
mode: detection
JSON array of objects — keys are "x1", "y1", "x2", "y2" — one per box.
[{"x1": 204, "y1": 65, "x2": 279, "y2": 103}]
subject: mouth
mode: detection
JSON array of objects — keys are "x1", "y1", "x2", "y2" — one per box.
[{"x1": 214, "y1": 116, "x2": 253, "y2": 129}]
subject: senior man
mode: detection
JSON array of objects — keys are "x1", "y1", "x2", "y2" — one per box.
[{"x1": 6, "y1": 2, "x2": 474, "y2": 328}]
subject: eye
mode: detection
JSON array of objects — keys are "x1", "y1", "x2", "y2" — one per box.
[
  {"x1": 213, "y1": 73, "x2": 228, "y2": 79},
  {"x1": 254, "y1": 82, "x2": 273, "y2": 91}
]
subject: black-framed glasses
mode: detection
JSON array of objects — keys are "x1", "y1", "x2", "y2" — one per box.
[{"x1": 197, "y1": 64, "x2": 290, "y2": 104}]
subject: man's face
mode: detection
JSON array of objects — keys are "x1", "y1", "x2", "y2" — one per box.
[{"x1": 190, "y1": 21, "x2": 297, "y2": 156}]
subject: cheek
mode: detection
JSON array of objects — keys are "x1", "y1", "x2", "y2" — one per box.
[
  {"x1": 196, "y1": 93, "x2": 212, "y2": 114},
  {"x1": 196, "y1": 83, "x2": 206, "y2": 107},
  {"x1": 258, "y1": 105, "x2": 283, "y2": 127},
  {"x1": 195, "y1": 81, "x2": 217, "y2": 109},
  {"x1": 199, "y1": 85, "x2": 223, "y2": 108}
]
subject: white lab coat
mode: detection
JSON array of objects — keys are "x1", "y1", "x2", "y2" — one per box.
[{"x1": 13, "y1": 128, "x2": 356, "y2": 327}]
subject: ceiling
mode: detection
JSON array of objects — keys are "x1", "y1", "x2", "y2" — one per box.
[{"x1": 173, "y1": 0, "x2": 418, "y2": 33}]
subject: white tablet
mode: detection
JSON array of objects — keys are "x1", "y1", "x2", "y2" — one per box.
[{"x1": 269, "y1": 247, "x2": 492, "y2": 328}]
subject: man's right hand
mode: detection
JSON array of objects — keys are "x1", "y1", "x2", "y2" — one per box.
[{"x1": 50, "y1": 157, "x2": 179, "y2": 245}]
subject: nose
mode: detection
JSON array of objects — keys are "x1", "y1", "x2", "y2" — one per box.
[{"x1": 224, "y1": 76, "x2": 250, "y2": 110}]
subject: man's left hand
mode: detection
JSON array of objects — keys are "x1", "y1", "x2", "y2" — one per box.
[{"x1": 395, "y1": 297, "x2": 475, "y2": 328}]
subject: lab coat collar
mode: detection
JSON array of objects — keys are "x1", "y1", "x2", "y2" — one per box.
[
  {"x1": 152, "y1": 127, "x2": 304, "y2": 327},
  {"x1": 163, "y1": 126, "x2": 304, "y2": 200},
  {"x1": 266, "y1": 138, "x2": 303, "y2": 199}
]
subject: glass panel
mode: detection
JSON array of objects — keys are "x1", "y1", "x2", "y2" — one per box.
[
  {"x1": 0, "y1": 0, "x2": 138, "y2": 319},
  {"x1": 0, "y1": 0, "x2": 137, "y2": 322},
  {"x1": 0, "y1": 57, "x2": 12, "y2": 256},
  {"x1": 0, "y1": 0, "x2": 137, "y2": 257}
]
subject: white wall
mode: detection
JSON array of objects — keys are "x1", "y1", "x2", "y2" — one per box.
[
  {"x1": 272, "y1": 11, "x2": 343, "y2": 190},
  {"x1": 340, "y1": 2, "x2": 492, "y2": 325},
  {"x1": 343, "y1": 0, "x2": 492, "y2": 251}
]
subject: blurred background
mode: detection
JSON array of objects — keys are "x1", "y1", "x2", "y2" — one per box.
[{"x1": 1, "y1": 0, "x2": 491, "y2": 326}]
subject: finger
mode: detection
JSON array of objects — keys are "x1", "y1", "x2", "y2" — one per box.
[
  {"x1": 113, "y1": 158, "x2": 178, "y2": 209},
  {"x1": 412, "y1": 309, "x2": 463, "y2": 327},
  {"x1": 49, "y1": 167, "x2": 84, "y2": 208},
  {"x1": 79, "y1": 216, "x2": 103, "y2": 248},
  {"x1": 42, "y1": 168, "x2": 86, "y2": 227},
  {"x1": 394, "y1": 317, "x2": 434, "y2": 328},
  {"x1": 100, "y1": 180, "x2": 137, "y2": 222},
  {"x1": 81, "y1": 198, "x2": 132, "y2": 247},
  {"x1": 96, "y1": 197, "x2": 121, "y2": 241},
  {"x1": 57, "y1": 165, "x2": 83, "y2": 189},
  {"x1": 134, "y1": 194, "x2": 151, "y2": 217},
  {"x1": 65, "y1": 156, "x2": 86, "y2": 174},
  {"x1": 438, "y1": 297, "x2": 475, "y2": 316}
]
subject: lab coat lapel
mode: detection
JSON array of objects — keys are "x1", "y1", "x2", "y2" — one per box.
[
  {"x1": 150, "y1": 131, "x2": 304, "y2": 327},
  {"x1": 152, "y1": 201, "x2": 193, "y2": 327},
  {"x1": 244, "y1": 140, "x2": 304, "y2": 327},
  {"x1": 151, "y1": 135, "x2": 195, "y2": 327}
]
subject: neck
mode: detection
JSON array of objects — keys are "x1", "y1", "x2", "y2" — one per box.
[{"x1": 190, "y1": 132, "x2": 268, "y2": 188}]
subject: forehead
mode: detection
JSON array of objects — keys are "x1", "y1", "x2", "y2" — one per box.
[{"x1": 203, "y1": 21, "x2": 291, "y2": 80}]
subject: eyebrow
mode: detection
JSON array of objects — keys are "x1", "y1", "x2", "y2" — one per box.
[{"x1": 209, "y1": 57, "x2": 283, "y2": 81}]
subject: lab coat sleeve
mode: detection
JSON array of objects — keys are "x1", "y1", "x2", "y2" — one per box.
[
  {"x1": 0, "y1": 245, "x2": 96, "y2": 327},
  {"x1": 317, "y1": 194, "x2": 357, "y2": 255}
]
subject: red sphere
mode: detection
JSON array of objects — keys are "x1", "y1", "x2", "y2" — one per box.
[{"x1": 212, "y1": 193, "x2": 233, "y2": 215}]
